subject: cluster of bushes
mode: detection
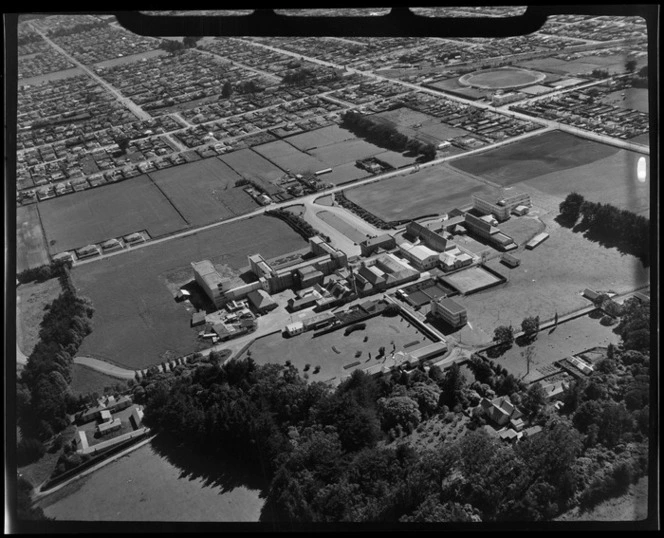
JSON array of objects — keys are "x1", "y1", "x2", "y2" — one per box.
[
  {"x1": 341, "y1": 110, "x2": 437, "y2": 161},
  {"x1": 158, "y1": 36, "x2": 201, "y2": 54},
  {"x1": 632, "y1": 65, "x2": 648, "y2": 88},
  {"x1": 343, "y1": 323, "x2": 366, "y2": 336},
  {"x1": 17, "y1": 263, "x2": 94, "y2": 444},
  {"x1": 335, "y1": 191, "x2": 392, "y2": 230},
  {"x1": 265, "y1": 208, "x2": 330, "y2": 243},
  {"x1": 558, "y1": 192, "x2": 650, "y2": 265},
  {"x1": 17, "y1": 258, "x2": 71, "y2": 285}
]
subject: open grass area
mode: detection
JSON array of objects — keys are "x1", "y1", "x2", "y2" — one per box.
[
  {"x1": 219, "y1": 148, "x2": 285, "y2": 191},
  {"x1": 39, "y1": 440, "x2": 265, "y2": 522},
  {"x1": 38, "y1": 175, "x2": 188, "y2": 254},
  {"x1": 460, "y1": 67, "x2": 545, "y2": 89},
  {"x1": 456, "y1": 203, "x2": 650, "y2": 343},
  {"x1": 18, "y1": 67, "x2": 83, "y2": 87},
  {"x1": 17, "y1": 204, "x2": 50, "y2": 272},
  {"x1": 16, "y1": 277, "x2": 62, "y2": 357},
  {"x1": 316, "y1": 210, "x2": 367, "y2": 243},
  {"x1": 92, "y1": 49, "x2": 165, "y2": 68},
  {"x1": 69, "y1": 363, "x2": 127, "y2": 397},
  {"x1": 427, "y1": 78, "x2": 485, "y2": 99},
  {"x1": 345, "y1": 163, "x2": 493, "y2": 222},
  {"x1": 285, "y1": 124, "x2": 357, "y2": 151},
  {"x1": 253, "y1": 140, "x2": 328, "y2": 174},
  {"x1": 73, "y1": 216, "x2": 308, "y2": 369},
  {"x1": 601, "y1": 87, "x2": 649, "y2": 114},
  {"x1": 320, "y1": 161, "x2": 369, "y2": 185},
  {"x1": 449, "y1": 130, "x2": 621, "y2": 187},
  {"x1": 148, "y1": 157, "x2": 258, "y2": 226},
  {"x1": 524, "y1": 150, "x2": 650, "y2": 216},
  {"x1": 488, "y1": 314, "x2": 620, "y2": 383},
  {"x1": 310, "y1": 138, "x2": 386, "y2": 167},
  {"x1": 243, "y1": 314, "x2": 433, "y2": 385}
]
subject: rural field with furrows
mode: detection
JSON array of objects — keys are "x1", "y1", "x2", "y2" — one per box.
[{"x1": 12, "y1": 8, "x2": 654, "y2": 530}]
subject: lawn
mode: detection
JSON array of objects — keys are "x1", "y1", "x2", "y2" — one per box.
[
  {"x1": 243, "y1": 313, "x2": 434, "y2": 385},
  {"x1": 449, "y1": 130, "x2": 621, "y2": 187},
  {"x1": 17, "y1": 204, "x2": 50, "y2": 272},
  {"x1": 252, "y1": 139, "x2": 328, "y2": 173},
  {"x1": 219, "y1": 148, "x2": 285, "y2": 192},
  {"x1": 285, "y1": 124, "x2": 357, "y2": 151},
  {"x1": 310, "y1": 139, "x2": 388, "y2": 167},
  {"x1": 488, "y1": 314, "x2": 621, "y2": 383},
  {"x1": 455, "y1": 203, "x2": 650, "y2": 344},
  {"x1": 601, "y1": 87, "x2": 649, "y2": 114},
  {"x1": 148, "y1": 157, "x2": 258, "y2": 226},
  {"x1": 38, "y1": 175, "x2": 188, "y2": 254},
  {"x1": 72, "y1": 215, "x2": 308, "y2": 369},
  {"x1": 39, "y1": 441, "x2": 265, "y2": 522},
  {"x1": 316, "y1": 210, "x2": 367, "y2": 243},
  {"x1": 69, "y1": 363, "x2": 127, "y2": 397},
  {"x1": 345, "y1": 163, "x2": 493, "y2": 222},
  {"x1": 523, "y1": 149, "x2": 650, "y2": 216},
  {"x1": 17, "y1": 277, "x2": 62, "y2": 357}
]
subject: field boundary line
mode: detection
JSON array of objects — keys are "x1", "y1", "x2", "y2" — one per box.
[{"x1": 145, "y1": 171, "x2": 191, "y2": 226}]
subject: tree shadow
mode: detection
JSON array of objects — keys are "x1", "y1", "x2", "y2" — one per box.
[
  {"x1": 148, "y1": 433, "x2": 269, "y2": 496},
  {"x1": 485, "y1": 343, "x2": 511, "y2": 359},
  {"x1": 515, "y1": 334, "x2": 536, "y2": 347},
  {"x1": 554, "y1": 214, "x2": 576, "y2": 229}
]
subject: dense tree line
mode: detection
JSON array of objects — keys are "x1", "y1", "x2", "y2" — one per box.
[
  {"x1": 17, "y1": 263, "x2": 95, "y2": 446},
  {"x1": 17, "y1": 258, "x2": 71, "y2": 285},
  {"x1": 558, "y1": 192, "x2": 650, "y2": 265},
  {"x1": 266, "y1": 208, "x2": 331, "y2": 243},
  {"x1": 632, "y1": 64, "x2": 648, "y2": 88},
  {"x1": 341, "y1": 111, "x2": 437, "y2": 161}
]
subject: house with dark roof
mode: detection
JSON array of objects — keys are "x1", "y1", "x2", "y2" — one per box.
[{"x1": 480, "y1": 395, "x2": 523, "y2": 427}]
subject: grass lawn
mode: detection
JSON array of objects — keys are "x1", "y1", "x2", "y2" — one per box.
[
  {"x1": 286, "y1": 124, "x2": 357, "y2": 151},
  {"x1": 488, "y1": 314, "x2": 621, "y2": 383},
  {"x1": 219, "y1": 148, "x2": 285, "y2": 193},
  {"x1": 38, "y1": 175, "x2": 188, "y2": 254},
  {"x1": 17, "y1": 204, "x2": 50, "y2": 272},
  {"x1": 243, "y1": 314, "x2": 433, "y2": 385},
  {"x1": 69, "y1": 363, "x2": 127, "y2": 397},
  {"x1": 457, "y1": 200, "x2": 650, "y2": 343},
  {"x1": 321, "y1": 161, "x2": 369, "y2": 185},
  {"x1": 601, "y1": 87, "x2": 649, "y2": 114},
  {"x1": 309, "y1": 138, "x2": 387, "y2": 167},
  {"x1": 17, "y1": 277, "x2": 62, "y2": 357},
  {"x1": 18, "y1": 67, "x2": 82, "y2": 87},
  {"x1": 253, "y1": 140, "x2": 328, "y2": 173},
  {"x1": 345, "y1": 163, "x2": 493, "y2": 222},
  {"x1": 316, "y1": 210, "x2": 367, "y2": 243},
  {"x1": 449, "y1": 130, "x2": 621, "y2": 187},
  {"x1": 73, "y1": 216, "x2": 308, "y2": 369},
  {"x1": 148, "y1": 157, "x2": 258, "y2": 226},
  {"x1": 523, "y1": 149, "x2": 650, "y2": 216},
  {"x1": 38, "y1": 440, "x2": 265, "y2": 522}
]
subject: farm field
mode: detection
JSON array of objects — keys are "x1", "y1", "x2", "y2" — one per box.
[
  {"x1": 72, "y1": 216, "x2": 308, "y2": 369},
  {"x1": 219, "y1": 148, "x2": 285, "y2": 189},
  {"x1": 252, "y1": 139, "x2": 328, "y2": 173},
  {"x1": 69, "y1": 363, "x2": 125, "y2": 397},
  {"x1": 39, "y1": 440, "x2": 265, "y2": 522},
  {"x1": 38, "y1": 175, "x2": 188, "y2": 254},
  {"x1": 345, "y1": 163, "x2": 493, "y2": 222},
  {"x1": 242, "y1": 314, "x2": 433, "y2": 385},
  {"x1": 488, "y1": 314, "x2": 620, "y2": 383},
  {"x1": 456, "y1": 207, "x2": 650, "y2": 342},
  {"x1": 449, "y1": 130, "x2": 621, "y2": 186},
  {"x1": 285, "y1": 124, "x2": 356, "y2": 151},
  {"x1": 523, "y1": 150, "x2": 650, "y2": 216},
  {"x1": 316, "y1": 210, "x2": 367, "y2": 243},
  {"x1": 16, "y1": 277, "x2": 62, "y2": 357},
  {"x1": 148, "y1": 157, "x2": 258, "y2": 226},
  {"x1": 17, "y1": 204, "x2": 50, "y2": 272}
]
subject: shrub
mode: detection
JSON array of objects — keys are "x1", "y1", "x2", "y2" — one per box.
[{"x1": 17, "y1": 437, "x2": 46, "y2": 466}]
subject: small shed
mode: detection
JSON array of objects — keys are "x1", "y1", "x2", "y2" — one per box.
[{"x1": 191, "y1": 311, "x2": 207, "y2": 326}]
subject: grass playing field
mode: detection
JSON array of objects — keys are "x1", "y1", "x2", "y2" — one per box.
[
  {"x1": 73, "y1": 215, "x2": 308, "y2": 369},
  {"x1": 219, "y1": 148, "x2": 285, "y2": 189},
  {"x1": 38, "y1": 175, "x2": 188, "y2": 254},
  {"x1": 460, "y1": 67, "x2": 545, "y2": 89},
  {"x1": 17, "y1": 204, "x2": 50, "y2": 272},
  {"x1": 449, "y1": 130, "x2": 621, "y2": 186},
  {"x1": 148, "y1": 157, "x2": 258, "y2": 226},
  {"x1": 345, "y1": 163, "x2": 493, "y2": 222},
  {"x1": 285, "y1": 124, "x2": 357, "y2": 151}
]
